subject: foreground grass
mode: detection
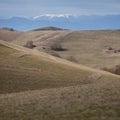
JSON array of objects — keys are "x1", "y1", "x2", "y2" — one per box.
[
  {"x1": 1, "y1": 105, "x2": 120, "y2": 120},
  {"x1": 0, "y1": 81, "x2": 120, "y2": 120}
]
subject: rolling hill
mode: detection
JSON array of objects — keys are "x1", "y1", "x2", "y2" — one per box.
[
  {"x1": 12, "y1": 28, "x2": 120, "y2": 71},
  {"x1": 0, "y1": 28, "x2": 120, "y2": 120}
]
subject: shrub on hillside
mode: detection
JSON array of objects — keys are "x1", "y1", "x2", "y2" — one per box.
[
  {"x1": 24, "y1": 41, "x2": 36, "y2": 49},
  {"x1": 51, "y1": 43, "x2": 67, "y2": 51},
  {"x1": 107, "y1": 47, "x2": 120, "y2": 53},
  {"x1": 66, "y1": 56, "x2": 78, "y2": 63},
  {"x1": 102, "y1": 65, "x2": 120, "y2": 75},
  {"x1": 108, "y1": 47, "x2": 114, "y2": 50}
]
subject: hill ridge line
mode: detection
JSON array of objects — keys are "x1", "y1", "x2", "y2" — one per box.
[{"x1": 0, "y1": 39, "x2": 120, "y2": 78}]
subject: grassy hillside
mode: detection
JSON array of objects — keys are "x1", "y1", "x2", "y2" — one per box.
[
  {"x1": 1, "y1": 40, "x2": 119, "y2": 93},
  {"x1": 0, "y1": 43, "x2": 91, "y2": 94},
  {"x1": 0, "y1": 40, "x2": 120, "y2": 120},
  {"x1": 59, "y1": 30, "x2": 120, "y2": 69},
  {"x1": 12, "y1": 29, "x2": 120, "y2": 71}
]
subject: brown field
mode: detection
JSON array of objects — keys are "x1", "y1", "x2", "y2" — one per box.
[{"x1": 0, "y1": 27, "x2": 120, "y2": 120}]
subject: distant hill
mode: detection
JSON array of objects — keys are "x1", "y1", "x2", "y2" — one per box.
[
  {"x1": 32, "y1": 26, "x2": 65, "y2": 31},
  {"x1": 0, "y1": 27, "x2": 23, "y2": 41},
  {"x1": 0, "y1": 15, "x2": 120, "y2": 31},
  {"x1": 1, "y1": 27, "x2": 15, "y2": 31}
]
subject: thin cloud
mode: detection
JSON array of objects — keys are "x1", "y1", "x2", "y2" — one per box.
[{"x1": 0, "y1": 0, "x2": 120, "y2": 18}]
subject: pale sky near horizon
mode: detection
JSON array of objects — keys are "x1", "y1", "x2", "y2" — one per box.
[{"x1": 0, "y1": 0, "x2": 120, "y2": 18}]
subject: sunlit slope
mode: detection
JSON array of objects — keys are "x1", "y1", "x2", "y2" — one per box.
[
  {"x1": 0, "y1": 39, "x2": 119, "y2": 94},
  {"x1": 0, "y1": 43, "x2": 90, "y2": 94}
]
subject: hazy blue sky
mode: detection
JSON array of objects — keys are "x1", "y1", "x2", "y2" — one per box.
[{"x1": 0, "y1": 0, "x2": 120, "y2": 18}]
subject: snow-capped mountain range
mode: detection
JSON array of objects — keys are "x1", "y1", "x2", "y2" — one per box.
[
  {"x1": 0, "y1": 14, "x2": 120, "y2": 31},
  {"x1": 32, "y1": 14, "x2": 74, "y2": 19}
]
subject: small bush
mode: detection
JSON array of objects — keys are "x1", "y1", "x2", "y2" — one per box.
[
  {"x1": 51, "y1": 43, "x2": 67, "y2": 51},
  {"x1": 108, "y1": 47, "x2": 114, "y2": 50},
  {"x1": 24, "y1": 41, "x2": 36, "y2": 49},
  {"x1": 107, "y1": 47, "x2": 120, "y2": 54},
  {"x1": 114, "y1": 50, "x2": 118, "y2": 53}
]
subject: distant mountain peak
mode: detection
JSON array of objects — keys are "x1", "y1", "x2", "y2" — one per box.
[{"x1": 33, "y1": 14, "x2": 74, "y2": 19}]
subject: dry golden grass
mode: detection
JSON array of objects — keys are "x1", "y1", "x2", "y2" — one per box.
[
  {"x1": 59, "y1": 30, "x2": 120, "y2": 68},
  {"x1": 0, "y1": 29, "x2": 120, "y2": 120},
  {"x1": 2, "y1": 40, "x2": 114, "y2": 94},
  {"x1": 0, "y1": 78, "x2": 120, "y2": 120},
  {"x1": 0, "y1": 43, "x2": 91, "y2": 94}
]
